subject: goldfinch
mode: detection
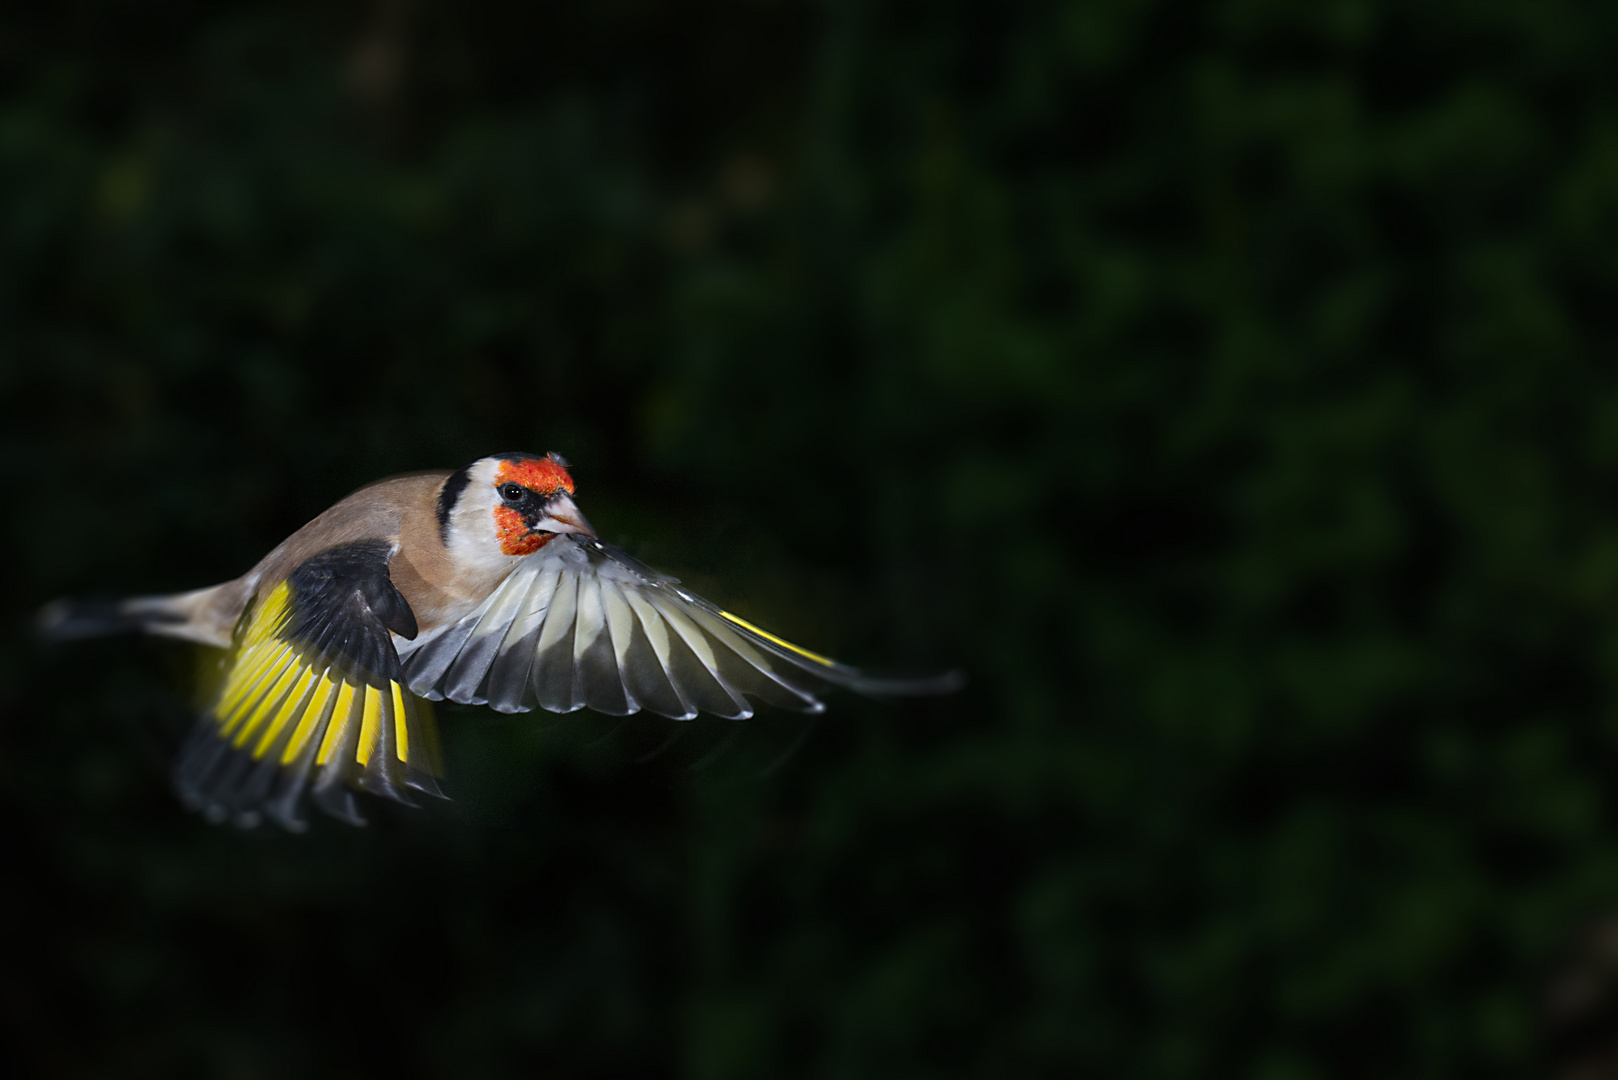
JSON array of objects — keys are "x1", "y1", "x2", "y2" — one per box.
[{"x1": 38, "y1": 452, "x2": 957, "y2": 829}]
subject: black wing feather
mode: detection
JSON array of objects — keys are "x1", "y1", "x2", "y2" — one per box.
[{"x1": 176, "y1": 540, "x2": 446, "y2": 830}]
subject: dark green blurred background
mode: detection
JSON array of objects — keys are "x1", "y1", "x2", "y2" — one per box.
[{"x1": 6, "y1": 1, "x2": 1618, "y2": 1076}]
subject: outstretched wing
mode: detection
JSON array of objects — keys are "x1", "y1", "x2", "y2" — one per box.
[
  {"x1": 398, "y1": 536, "x2": 960, "y2": 720},
  {"x1": 175, "y1": 540, "x2": 445, "y2": 829}
]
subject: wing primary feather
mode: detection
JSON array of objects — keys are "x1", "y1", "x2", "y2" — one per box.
[
  {"x1": 219, "y1": 643, "x2": 296, "y2": 735},
  {"x1": 532, "y1": 571, "x2": 583, "y2": 712},
  {"x1": 689, "y1": 595, "x2": 963, "y2": 697},
  {"x1": 572, "y1": 573, "x2": 608, "y2": 660},
  {"x1": 444, "y1": 566, "x2": 538, "y2": 705},
  {"x1": 232, "y1": 662, "x2": 303, "y2": 749},
  {"x1": 575, "y1": 577, "x2": 632, "y2": 715},
  {"x1": 253, "y1": 668, "x2": 317, "y2": 759},
  {"x1": 419, "y1": 693, "x2": 444, "y2": 773},
  {"x1": 681, "y1": 607, "x2": 824, "y2": 712},
  {"x1": 591, "y1": 536, "x2": 960, "y2": 703},
  {"x1": 316, "y1": 682, "x2": 359, "y2": 768},
  {"x1": 230, "y1": 750, "x2": 285, "y2": 826},
  {"x1": 600, "y1": 583, "x2": 642, "y2": 714},
  {"x1": 173, "y1": 719, "x2": 235, "y2": 813},
  {"x1": 280, "y1": 672, "x2": 336, "y2": 765},
  {"x1": 374, "y1": 686, "x2": 406, "y2": 798},
  {"x1": 401, "y1": 694, "x2": 446, "y2": 797},
  {"x1": 264, "y1": 678, "x2": 343, "y2": 830},
  {"x1": 218, "y1": 640, "x2": 287, "y2": 717},
  {"x1": 198, "y1": 742, "x2": 258, "y2": 823},
  {"x1": 576, "y1": 627, "x2": 632, "y2": 715},
  {"x1": 311, "y1": 783, "x2": 366, "y2": 827},
  {"x1": 621, "y1": 591, "x2": 694, "y2": 719},
  {"x1": 357, "y1": 684, "x2": 414, "y2": 806},
  {"x1": 401, "y1": 619, "x2": 480, "y2": 697},
  {"x1": 312, "y1": 685, "x2": 367, "y2": 825},
  {"x1": 482, "y1": 565, "x2": 561, "y2": 713},
  {"x1": 622, "y1": 591, "x2": 675, "y2": 670},
  {"x1": 392, "y1": 681, "x2": 410, "y2": 764},
  {"x1": 712, "y1": 608, "x2": 837, "y2": 668},
  {"x1": 652, "y1": 598, "x2": 754, "y2": 718},
  {"x1": 355, "y1": 684, "x2": 382, "y2": 768},
  {"x1": 615, "y1": 598, "x2": 692, "y2": 719}
]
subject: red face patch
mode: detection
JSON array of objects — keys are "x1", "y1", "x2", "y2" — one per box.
[
  {"x1": 493, "y1": 505, "x2": 552, "y2": 556},
  {"x1": 495, "y1": 455, "x2": 575, "y2": 497}
]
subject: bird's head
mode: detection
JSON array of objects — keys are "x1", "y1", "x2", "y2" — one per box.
[{"x1": 437, "y1": 451, "x2": 595, "y2": 564}]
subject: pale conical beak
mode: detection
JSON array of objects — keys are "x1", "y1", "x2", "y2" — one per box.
[{"x1": 539, "y1": 493, "x2": 596, "y2": 537}]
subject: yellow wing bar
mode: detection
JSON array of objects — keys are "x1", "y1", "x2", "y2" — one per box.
[
  {"x1": 715, "y1": 608, "x2": 837, "y2": 668},
  {"x1": 209, "y1": 582, "x2": 442, "y2": 778}
]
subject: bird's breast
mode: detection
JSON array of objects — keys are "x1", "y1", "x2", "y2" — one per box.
[{"x1": 389, "y1": 548, "x2": 520, "y2": 634}]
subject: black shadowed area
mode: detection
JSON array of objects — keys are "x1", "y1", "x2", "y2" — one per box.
[{"x1": 5, "y1": 1, "x2": 1618, "y2": 1077}]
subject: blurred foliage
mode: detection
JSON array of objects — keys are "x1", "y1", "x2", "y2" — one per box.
[{"x1": 5, "y1": 0, "x2": 1618, "y2": 1076}]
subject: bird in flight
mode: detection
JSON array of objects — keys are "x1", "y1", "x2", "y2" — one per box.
[{"x1": 39, "y1": 452, "x2": 957, "y2": 829}]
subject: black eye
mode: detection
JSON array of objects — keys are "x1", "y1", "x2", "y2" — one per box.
[{"x1": 500, "y1": 483, "x2": 525, "y2": 502}]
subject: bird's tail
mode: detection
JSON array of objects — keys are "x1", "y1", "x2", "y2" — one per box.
[
  {"x1": 36, "y1": 584, "x2": 240, "y2": 649},
  {"x1": 35, "y1": 596, "x2": 160, "y2": 640}
]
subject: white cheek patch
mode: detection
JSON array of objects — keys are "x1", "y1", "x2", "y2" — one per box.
[{"x1": 444, "y1": 461, "x2": 527, "y2": 575}]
